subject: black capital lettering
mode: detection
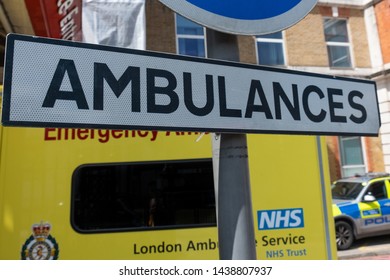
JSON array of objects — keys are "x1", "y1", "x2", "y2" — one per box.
[
  {"x1": 328, "y1": 88, "x2": 347, "y2": 123},
  {"x1": 349, "y1": 90, "x2": 367, "y2": 124},
  {"x1": 42, "y1": 59, "x2": 89, "y2": 109},
  {"x1": 273, "y1": 83, "x2": 300, "y2": 120},
  {"x1": 245, "y1": 80, "x2": 273, "y2": 119},
  {"x1": 147, "y1": 68, "x2": 179, "y2": 114},
  {"x1": 302, "y1": 85, "x2": 326, "y2": 122},
  {"x1": 218, "y1": 76, "x2": 242, "y2": 118},
  {"x1": 183, "y1": 73, "x2": 214, "y2": 116},
  {"x1": 93, "y1": 63, "x2": 140, "y2": 111}
]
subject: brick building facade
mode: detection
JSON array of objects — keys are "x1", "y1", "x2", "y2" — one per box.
[
  {"x1": 372, "y1": 0, "x2": 390, "y2": 177},
  {"x1": 144, "y1": 0, "x2": 386, "y2": 182}
]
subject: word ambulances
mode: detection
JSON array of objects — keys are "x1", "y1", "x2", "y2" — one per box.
[{"x1": 2, "y1": 35, "x2": 379, "y2": 136}]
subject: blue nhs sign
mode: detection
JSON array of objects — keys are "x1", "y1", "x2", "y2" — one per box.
[{"x1": 258, "y1": 208, "x2": 304, "y2": 230}]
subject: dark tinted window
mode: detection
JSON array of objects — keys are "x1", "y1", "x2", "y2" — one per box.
[
  {"x1": 332, "y1": 182, "x2": 364, "y2": 200},
  {"x1": 71, "y1": 159, "x2": 216, "y2": 232},
  {"x1": 365, "y1": 181, "x2": 387, "y2": 200}
]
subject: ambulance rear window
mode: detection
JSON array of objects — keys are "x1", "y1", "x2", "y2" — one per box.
[{"x1": 71, "y1": 159, "x2": 216, "y2": 232}]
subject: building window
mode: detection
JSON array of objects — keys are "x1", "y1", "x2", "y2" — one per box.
[
  {"x1": 71, "y1": 159, "x2": 216, "y2": 232},
  {"x1": 339, "y1": 136, "x2": 366, "y2": 177},
  {"x1": 176, "y1": 14, "x2": 206, "y2": 57},
  {"x1": 256, "y1": 31, "x2": 285, "y2": 66},
  {"x1": 324, "y1": 18, "x2": 352, "y2": 68}
]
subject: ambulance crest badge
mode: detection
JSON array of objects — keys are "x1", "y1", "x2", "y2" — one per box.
[{"x1": 21, "y1": 222, "x2": 59, "y2": 260}]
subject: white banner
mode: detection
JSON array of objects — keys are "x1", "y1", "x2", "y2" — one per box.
[{"x1": 82, "y1": 0, "x2": 146, "y2": 50}]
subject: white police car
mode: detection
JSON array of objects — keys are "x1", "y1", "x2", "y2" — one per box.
[{"x1": 332, "y1": 173, "x2": 390, "y2": 250}]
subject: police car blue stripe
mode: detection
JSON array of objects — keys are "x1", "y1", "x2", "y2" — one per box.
[
  {"x1": 339, "y1": 204, "x2": 360, "y2": 219},
  {"x1": 378, "y1": 200, "x2": 390, "y2": 215}
]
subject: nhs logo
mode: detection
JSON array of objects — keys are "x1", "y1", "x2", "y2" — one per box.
[{"x1": 258, "y1": 208, "x2": 304, "y2": 230}]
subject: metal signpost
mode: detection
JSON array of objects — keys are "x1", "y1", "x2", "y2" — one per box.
[{"x1": 206, "y1": 30, "x2": 256, "y2": 259}]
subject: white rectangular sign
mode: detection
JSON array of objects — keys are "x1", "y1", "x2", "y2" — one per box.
[{"x1": 1, "y1": 34, "x2": 381, "y2": 136}]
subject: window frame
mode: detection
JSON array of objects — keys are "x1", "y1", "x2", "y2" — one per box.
[
  {"x1": 255, "y1": 31, "x2": 287, "y2": 67},
  {"x1": 175, "y1": 14, "x2": 207, "y2": 57},
  {"x1": 339, "y1": 136, "x2": 367, "y2": 178},
  {"x1": 323, "y1": 17, "x2": 353, "y2": 68}
]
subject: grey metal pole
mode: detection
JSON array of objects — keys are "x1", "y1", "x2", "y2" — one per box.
[{"x1": 207, "y1": 29, "x2": 257, "y2": 260}]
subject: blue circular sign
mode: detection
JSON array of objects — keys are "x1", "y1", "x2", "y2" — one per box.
[{"x1": 160, "y1": 0, "x2": 318, "y2": 35}]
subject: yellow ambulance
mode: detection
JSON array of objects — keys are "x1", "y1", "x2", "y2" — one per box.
[{"x1": 0, "y1": 90, "x2": 337, "y2": 260}]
